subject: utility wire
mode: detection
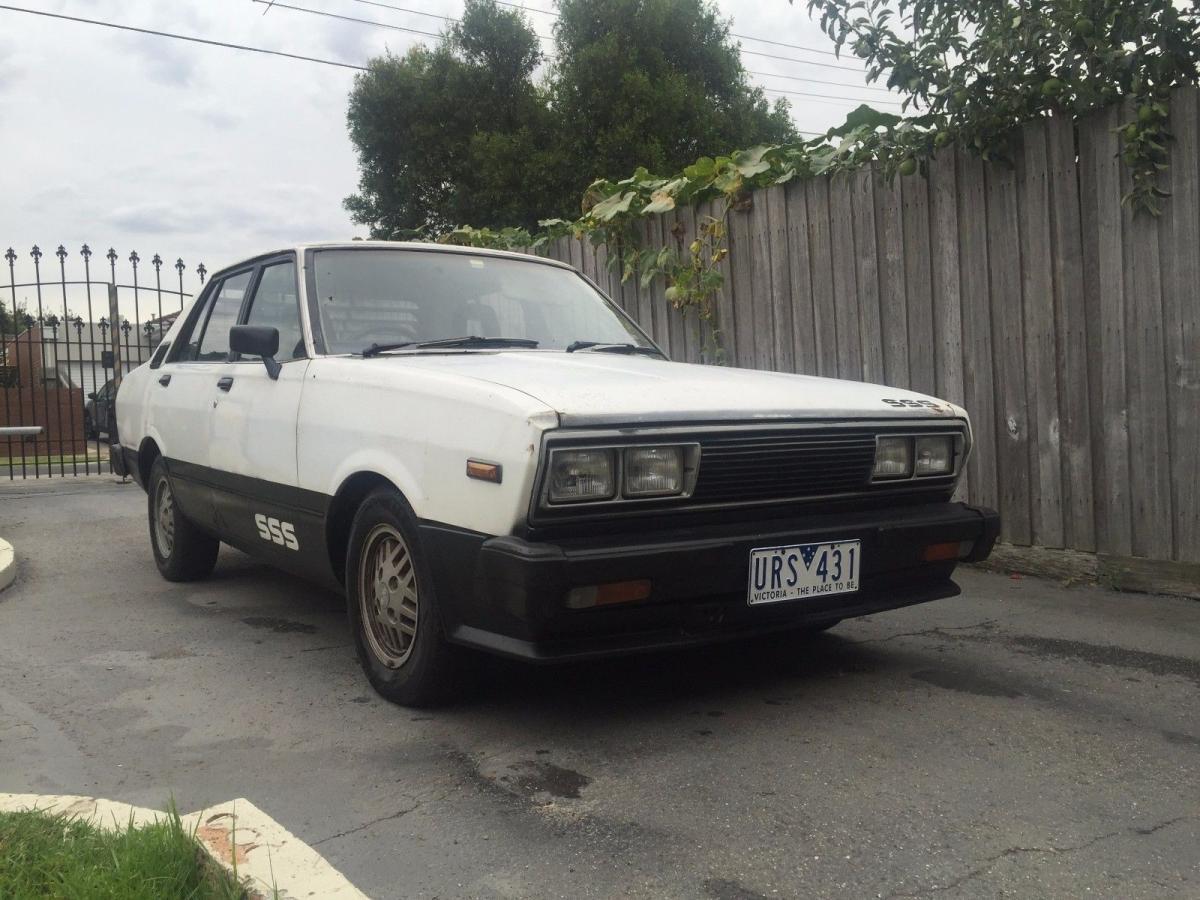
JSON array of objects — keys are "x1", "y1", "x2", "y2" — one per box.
[
  {"x1": 251, "y1": 1, "x2": 449, "y2": 40},
  {"x1": 255, "y1": 0, "x2": 877, "y2": 77},
  {"x1": 0, "y1": 3, "x2": 367, "y2": 70},
  {"x1": 761, "y1": 86, "x2": 899, "y2": 107},
  {"x1": 746, "y1": 69, "x2": 891, "y2": 93},
  {"x1": 486, "y1": 0, "x2": 854, "y2": 61}
]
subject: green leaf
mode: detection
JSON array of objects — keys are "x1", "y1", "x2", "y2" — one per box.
[
  {"x1": 591, "y1": 191, "x2": 636, "y2": 221},
  {"x1": 731, "y1": 145, "x2": 775, "y2": 177}
]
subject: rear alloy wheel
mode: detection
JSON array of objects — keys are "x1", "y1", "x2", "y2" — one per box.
[
  {"x1": 346, "y1": 488, "x2": 469, "y2": 706},
  {"x1": 147, "y1": 456, "x2": 219, "y2": 582}
]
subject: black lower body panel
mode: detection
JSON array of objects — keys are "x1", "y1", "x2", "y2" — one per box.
[{"x1": 420, "y1": 502, "x2": 1000, "y2": 663}]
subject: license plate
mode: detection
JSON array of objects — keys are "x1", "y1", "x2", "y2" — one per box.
[{"x1": 747, "y1": 540, "x2": 861, "y2": 606}]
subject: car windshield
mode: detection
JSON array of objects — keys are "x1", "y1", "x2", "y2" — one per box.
[{"x1": 310, "y1": 248, "x2": 655, "y2": 355}]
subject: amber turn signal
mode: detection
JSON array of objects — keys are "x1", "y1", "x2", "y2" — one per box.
[
  {"x1": 466, "y1": 459, "x2": 502, "y2": 483},
  {"x1": 565, "y1": 579, "x2": 653, "y2": 609},
  {"x1": 921, "y1": 540, "x2": 973, "y2": 562}
]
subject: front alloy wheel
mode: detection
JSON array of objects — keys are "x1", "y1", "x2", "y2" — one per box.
[
  {"x1": 345, "y1": 488, "x2": 469, "y2": 706},
  {"x1": 358, "y1": 523, "x2": 420, "y2": 668}
]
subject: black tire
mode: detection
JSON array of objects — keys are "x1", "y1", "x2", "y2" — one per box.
[
  {"x1": 345, "y1": 487, "x2": 470, "y2": 707},
  {"x1": 147, "y1": 456, "x2": 219, "y2": 582},
  {"x1": 83, "y1": 414, "x2": 96, "y2": 441}
]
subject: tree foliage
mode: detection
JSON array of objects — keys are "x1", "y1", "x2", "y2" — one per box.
[
  {"x1": 801, "y1": 0, "x2": 1200, "y2": 212},
  {"x1": 550, "y1": 0, "x2": 794, "y2": 186},
  {"x1": 344, "y1": 1, "x2": 562, "y2": 236},
  {"x1": 344, "y1": 0, "x2": 795, "y2": 236}
]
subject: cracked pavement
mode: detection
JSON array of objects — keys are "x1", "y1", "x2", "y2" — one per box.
[{"x1": 1, "y1": 477, "x2": 1198, "y2": 898}]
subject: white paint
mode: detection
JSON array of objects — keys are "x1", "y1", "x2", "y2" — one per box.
[
  {"x1": 0, "y1": 538, "x2": 14, "y2": 593},
  {"x1": 117, "y1": 242, "x2": 971, "y2": 536}
]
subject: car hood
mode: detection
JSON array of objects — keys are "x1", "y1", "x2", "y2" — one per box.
[{"x1": 381, "y1": 351, "x2": 966, "y2": 428}]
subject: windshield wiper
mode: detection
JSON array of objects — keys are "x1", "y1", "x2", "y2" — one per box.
[
  {"x1": 362, "y1": 335, "x2": 539, "y2": 356},
  {"x1": 565, "y1": 341, "x2": 664, "y2": 357}
]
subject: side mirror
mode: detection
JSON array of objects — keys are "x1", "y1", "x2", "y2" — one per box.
[
  {"x1": 229, "y1": 325, "x2": 281, "y2": 380},
  {"x1": 87, "y1": 392, "x2": 97, "y2": 400}
]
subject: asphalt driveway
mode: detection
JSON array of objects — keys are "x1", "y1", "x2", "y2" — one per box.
[{"x1": 1, "y1": 477, "x2": 1197, "y2": 899}]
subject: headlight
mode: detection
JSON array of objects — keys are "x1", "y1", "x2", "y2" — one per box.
[
  {"x1": 873, "y1": 436, "x2": 913, "y2": 479},
  {"x1": 624, "y1": 446, "x2": 684, "y2": 497},
  {"x1": 547, "y1": 449, "x2": 615, "y2": 503},
  {"x1": 915, "y1": 435, "x2": 954, "y2": 475}
]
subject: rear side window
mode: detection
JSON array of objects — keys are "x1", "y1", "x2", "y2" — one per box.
[
  {"x1": 194, "y1": 271, "x2": 252, "y2": 362},
  {"x1": 244, "y1": 261, "x2": 304, "y2": 361}
]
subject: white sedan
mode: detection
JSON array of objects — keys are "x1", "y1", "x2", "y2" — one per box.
[{"x1": 114, "y1": 242, "x2": 999, "y2": 706}]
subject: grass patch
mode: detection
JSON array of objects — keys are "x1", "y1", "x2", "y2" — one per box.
[
  {"x1": 0, "y1": 805, "x2": 247, "y2": 899},
  {"x1": 0, "y1": 454, "x2": 100, "y2": 466}
]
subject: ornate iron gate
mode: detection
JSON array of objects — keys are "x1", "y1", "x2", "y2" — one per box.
[{"x1": 0, "y1": 244, "x2": 207, "y2": 478}]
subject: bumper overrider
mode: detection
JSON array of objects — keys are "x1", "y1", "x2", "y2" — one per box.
[{"x1": 421, "y1": 501, "x2": 1000, "y2": 663}]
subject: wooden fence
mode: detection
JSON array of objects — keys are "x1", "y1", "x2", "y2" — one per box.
[{"x1": 542, "y1": 87, "x2": 1200, "y2": 564}]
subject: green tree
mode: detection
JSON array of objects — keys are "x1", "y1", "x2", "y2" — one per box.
[
  {"x1": 345, "y1": 0, "x2": 561, "y2": 235},
  {"x1": 800, "y1": 0, "x2": 1200, "y2": 212},
  {"x1": 345, "y1": 0, "x2": 797, "y2": 236},
  {"x1": 550, "y1": 0, "x2": 795, "y2": 195}
]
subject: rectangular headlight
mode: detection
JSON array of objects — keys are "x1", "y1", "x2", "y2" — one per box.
[
  {"x1": 624, "y1": 446, "x2": 684, "y2": 497},
  {"x1": 915, "y1": 435, "x2": 954, "y2": 476},
  {"x1": 548, "y1": 449, "x2": 615, "y2": 503},
  {"x1": 873, "y1": 436, "x2": 913, "y2": 479}
]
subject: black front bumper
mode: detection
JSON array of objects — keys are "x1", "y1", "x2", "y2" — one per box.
[{"x1": 422, "y1": 501, "x2": 1000, "y2": 663}]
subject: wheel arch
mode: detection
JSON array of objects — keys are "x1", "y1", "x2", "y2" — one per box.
[
  {"x1": 137, "y1": 436, "x2": 162, "y2": 490},
  {"x1": 326, "y1": 471, "x2": 414, "y2": 586}
]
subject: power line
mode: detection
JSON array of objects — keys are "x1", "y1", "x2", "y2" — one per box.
[
  {"x1": 486, "y1": 0, "x2": 857, "y2": 63},
  {"x1": 746, "y1": 69, "x2": 891, "y2": 93},
  {"x1": 0, "y1": 3, "x2": 367, "y2": 70},
  {"x1": 250, "y1": 1, "x2": 449, "y2": 41},
  {"x1": 761, "y1": 86, "x2": 901, "y2": 107},
  {"x1": 259, "y1": 0, "x2": 877, "y2": 78},
  {"x1": 738, "y1": 47, "x2": 867, "y2": 72}
]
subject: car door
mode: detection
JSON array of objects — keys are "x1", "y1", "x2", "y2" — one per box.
[
  {"x1": 148, "y1": 269, "x2": 254, "y2": 530},
  {"x1": 206, "y1": 256, "x2": 322, "y2": 574}
]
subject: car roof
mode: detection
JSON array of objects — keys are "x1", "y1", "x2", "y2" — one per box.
[{"x1": 204, "y1": 240, "x2": 573, "y2": 286}]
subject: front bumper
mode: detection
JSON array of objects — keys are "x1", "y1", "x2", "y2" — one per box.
[{"x1": 421, "y1": 501, "x2": 999, "y2": 663}]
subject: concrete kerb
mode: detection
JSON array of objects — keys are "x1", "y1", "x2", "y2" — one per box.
[
  {"x1": 0, "y1": 538, "x2": 14, "y2": 593},
  {"x1": 0, "y1": 793, "x2": 370, "y2": 900}
]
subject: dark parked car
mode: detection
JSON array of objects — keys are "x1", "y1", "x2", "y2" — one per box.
[{"x1": 84, "y1": 379, "x2": 115, "y2": 440}]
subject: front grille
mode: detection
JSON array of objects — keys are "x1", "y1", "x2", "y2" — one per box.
[{"x1": 691, "y1": 429, "x2": 877, "y2": 503}]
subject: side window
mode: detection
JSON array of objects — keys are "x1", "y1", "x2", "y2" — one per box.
[
  {"x1": 243, "y1": 261, "x2": 304, "y2": 361},
  {"x1": 195, "y1": 271, "x2": 252, "y2": 362}
]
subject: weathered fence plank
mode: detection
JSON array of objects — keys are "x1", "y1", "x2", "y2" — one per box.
[
  {"x1": 851, "y1": 167, "x2": 884, "y2": 385},
  {"x1": 1047, "y1": 113, "x2": 1096, "y2": 552},
  {"x1": 805, "y1": 179, "x2": 838, "y2": 378},
  {"x1": 1085, "y1": 105, "x2": 1134, "y2": 556},
  {"x1": 956, "y1": 149, "x2": 999, "y2": 512},
  {"x1": 875, "y1": 174, "x2": 909, "y2": 388},
  {"x1": 985, "y1": 161, "x2": 1033, "y2": 545},
  {"x1": 1160, "y1": 87, "x2": 1200, "y2": 562},
  {"x1": 748, "y1": 191, "x2": 776, "y2": 371},
  {"x1": 901, "y1": 171, "x2": 936, "y2": 395},
  {"x1": 927, "y1": 151, "x2": 967, "y2": 501},
  {"x1": 784, "y1": 184, "x2": 818, "y2": 375},
  {"x1": 1018, "y1": 120, "x2": 1065, "y2": 548},
  {"x1": 829, "y1": 175, "x2": 862, "y2": 380},
  {"x1": 764, "y1": 185, "x2": 795, "y2": 373}
]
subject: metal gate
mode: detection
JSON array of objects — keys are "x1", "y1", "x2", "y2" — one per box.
[{"x1": 1, "y1": 244, "x2": 207, "y2": 478}]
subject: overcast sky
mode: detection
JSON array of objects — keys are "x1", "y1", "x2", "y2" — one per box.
[{"x1": 0, "y1": 0, "x2": 901, "y2": 308}]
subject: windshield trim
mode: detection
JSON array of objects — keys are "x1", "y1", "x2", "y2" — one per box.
[{"x1": 301, "y1": 245, "x2": 664, "y2": 359}]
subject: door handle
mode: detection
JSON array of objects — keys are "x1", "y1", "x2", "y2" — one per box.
[
  {"x1": 158, "y1": 374, "x2": 171, "y2": 386},
  {"x1": 217, "y1": 376, "x2": 234, "y2": 392}
]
